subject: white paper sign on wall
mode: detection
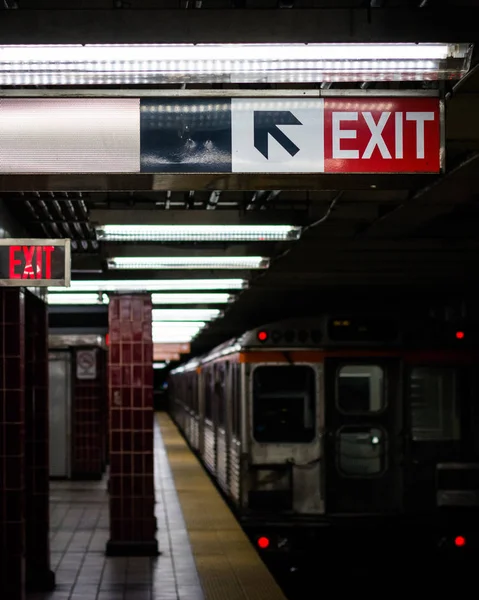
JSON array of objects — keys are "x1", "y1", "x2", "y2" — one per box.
[{"x1": 76, "y1": 348, "x2": 97, "y2": 380}]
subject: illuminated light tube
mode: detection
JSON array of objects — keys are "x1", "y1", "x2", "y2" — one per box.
[
  {"x1": 152, "y1": 321, "x2": 205, "y2": 328},
  {"x1": 108, "y1": 256, "x2": 270, "y2": 270},
  {"x1": 152, "y1": 321, "x2": 206, "y2": 333},
  {"x1": 152, "y1": 322, "x2": 206, "y2": 338},
  {"x1": 0, "y1": 44, "x2": 472, "y2": 84},
  {"x1": 153, "y1": 362, "x2": 168, "y2": 369},
  {"x1": 97, "y1": 225, "x2": 301, "y2": 242},
  {"x1": 152, "y1": 325, "x2": 205, "y2": 343},
  {"x1": 153, "y1": 333, "x2": 200, "y2": 343},
  {"x1": 47, "y1": 293, "x2": 109, "y2": 305},
  {"x1": 151, "y1": 293, "x2": 234, "y2": 304},
  {"x1": 152, "y1": 309, "x2": 221, "y2": 321},
  {"x1": 49, "y1": 279, "x2": 247, "y2": 292}
]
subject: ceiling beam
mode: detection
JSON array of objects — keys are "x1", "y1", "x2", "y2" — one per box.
[
  {"x1": 89, "y1": 209, "x2": 305, "y2": 226},
  {"x1": 0, "y1": 173, "x2": 435, "y2": 193},
  {"x1": 102, "y1": 244, "x2": 272, "y2": 258},
  {"x1": 0, "y1": 9, "x2": 477, "y2": 44}
]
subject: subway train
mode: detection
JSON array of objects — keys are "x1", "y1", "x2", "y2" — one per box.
[{"x1": 169, "y1": 315, "x2": 479, "y2": 565}]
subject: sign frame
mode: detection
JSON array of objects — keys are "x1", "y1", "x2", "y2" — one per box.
[
  {"x1": 0, "y1": 90, "x2": 445, "y2": 176},
  {"x1": 76, "y1": 347, "x2": 98, "y2": 381},
  {"x1": 0, "y1": 238, "x2": 71, "y2": 287}
]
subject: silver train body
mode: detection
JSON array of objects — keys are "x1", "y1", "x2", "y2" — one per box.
[{"x1": 169, "y1": 315, "x2": 479, "y2": 559}]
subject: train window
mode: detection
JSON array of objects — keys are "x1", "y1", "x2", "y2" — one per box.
[
  {"x1": 338, "y1": 426, "x2": 386, "y2": 476},
  {"x1": 253, "y1": 365, "x2": 315, "y2": 444},
  {"x1": 409, "y1": 367, "x2": 460, "y2": 441},
  {"x1": 204, "y1": 371, "x2": 213, "y2": 421},
  {"x1": 231, "y1": 364, "x2": 241, "y2": 438},
  {"x1": 337, "y1": 365, "x2": 384, "y2": 413},
  {"x1": 216, "y1": 367, "x2": 226, "y2": 428}
]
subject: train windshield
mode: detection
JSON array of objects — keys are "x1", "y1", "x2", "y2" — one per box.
[{"x1": 252, "y1": 365, "x2": 316, "y2": 443}]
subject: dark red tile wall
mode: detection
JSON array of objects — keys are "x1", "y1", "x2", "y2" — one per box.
[
  {"x1": 24, "y1": 291, "x2": 53, "y2": 592},
  {"x1": 72, "y1": 348, "x2": 107, "y2": 479},
  {"x1": 106, "y1": 294, "x2": 157, "y2": 555},
  {"x1": 0, "y1": 288, "x2": 26, "y2": 600}
]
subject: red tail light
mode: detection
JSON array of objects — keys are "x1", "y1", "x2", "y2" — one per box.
[
  {"x1": 455, "y1": 535, "x2": 466, "y2": 547},
  {"x1": 257, "y1": 536, "x2": 270, "y2": 549}
]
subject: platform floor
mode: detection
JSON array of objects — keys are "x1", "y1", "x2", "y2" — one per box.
[{"x1": 28, "y1": 412, "x2": 286, "y2": 600}]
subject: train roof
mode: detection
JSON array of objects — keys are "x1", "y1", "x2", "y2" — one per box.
[{"x1": 171, "y1": 314, "x2": 402, "y2": 373}]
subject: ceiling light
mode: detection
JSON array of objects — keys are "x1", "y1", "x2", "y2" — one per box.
[
  {"x1": 152, "y1": 309, "x2": 221, "y2": 321},
  {"x1": 152, "y1": 321, "x2": 205, "y2": 328},
  {"x1": 152, "y1": 323, "x2": 205, "y2": 343},
  {"x1": 47, "y1": 293, "x2": 109, "y2": 305},
  {"x1": 97, "y1": 225, "x2": 300, "y2": 242},
  {"x1": 153, "y1": 362, "x2": 168, "y2": 369},
  {"x1": 107, "y1": 256, "x2": 269, "y2": 269},
  {"x1": 0, "y1": 43, "x2": 471, "y2": 84},
  {"x1": 151, "y1": 293, "x2": 234, "y2": 304},
  {"x1": 50, "y1": 279, "x2": 247, "y2": 292},
  {"x1": 152, "y1": 332, "x2": 200, "y2": 343},
  {"x1": 152, "y1": 322, "x2": 206, "y2": 338}
]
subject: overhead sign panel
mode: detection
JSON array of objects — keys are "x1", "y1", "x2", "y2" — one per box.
[
  {"x1": 0, "y1": 239, "x2": 71, "y2": 286},
  {"x1": 0, "y1": 97, "x2": 442, "y2": 174}
]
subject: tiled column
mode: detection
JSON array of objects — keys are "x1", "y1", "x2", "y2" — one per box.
[
  {"x1": 0, "y1": 289, "x2": 26, "y2": 600},
  {"x1": 106, "y1": 294, "x2": 158, "y2": 556},
  {"x1": 72, "y1": 348, "x2": 106, "y2": 480},
  {"x1": 24, "y1": 291, "x2": 55, "y2": 592}
]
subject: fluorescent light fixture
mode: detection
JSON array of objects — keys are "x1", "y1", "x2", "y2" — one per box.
[
  {"x1": 97, "y1": 225, "x2": 300, "y2": 242},
  {"x1": 108, "y1": 256, "x2": 269, "y2": 270},
  {"x1": 50, "y1": 279, "x2": 247, "y2": 292},
  {"x1": 47, "y1": 293, "x2": 109, "y2": 305},
  {"x1": 152, "y1": 321, "x2": 205, "y2": 328},
  {"x1": 152, "y1": 309, "x2": 221, "y2": 321},
  {"x1": 152, "y1": 321, "x2": 206, "y2": 339},
  {"x1": 152, "y1": 322, "x2": 205, "y2": 343},
  {"x1": 151, "y1": 293, "x2": 234, "y2": 305},
  {"x1": 153, "y1": 332, "x2": 200, "y2": 343},
  {"x1": 0, "y1": 44, "x2": 472, "y2": 84},
  {"x1": 153, "y1": 362, "x2": 168, "y2": 369}
]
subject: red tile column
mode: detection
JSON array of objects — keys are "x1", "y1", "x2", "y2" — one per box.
[
  {"x1": 24, "y1": 291, "x2": 55, "y2": 592},
  {"x1": 72, "y1": 347, "x2": 107, "y2": 480},
  {"x1": 106, "y1": 294, "x2": 158, "y2": 556},
  {"x1": 0, "y1": 288, "x2": 26, "y2": 600}
]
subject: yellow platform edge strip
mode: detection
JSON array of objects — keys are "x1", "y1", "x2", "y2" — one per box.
[{"x1": 157, "y1": 412, "x2": 288, "y2": 600}]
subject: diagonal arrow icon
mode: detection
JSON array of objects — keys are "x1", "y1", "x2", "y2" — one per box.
[{"x1": 253, "y1": 111, "x2": 302, "y2": 159}]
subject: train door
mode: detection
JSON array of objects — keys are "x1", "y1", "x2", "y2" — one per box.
[
  {"x1": 203, "y1": 367, "x2": 216, "y2": 474},
  {"x1": 198, "y1": 368, "x2": 205, "y2": 458},
  {"x1": 215, "y1": 362, "x2": 229, "y2": 492},
  {"x1": 324, "y1": 358, "x2": 403, "y2": 513},
  {"x1": 405, "y1": 362, "x2": 477, "y2": 512}
]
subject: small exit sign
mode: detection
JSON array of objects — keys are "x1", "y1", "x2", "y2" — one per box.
[{"x1": 0, "y1": 239, "x2": 71, "y2": 287}]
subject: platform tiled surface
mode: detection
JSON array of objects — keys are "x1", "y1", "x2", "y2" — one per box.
[
  {"x1": 27, "y1": 413, "x2": 285, "y2": 600},
  {"x1": 28, "y1": 417, "x2": 203, "y2": 600},
  {"x1": 158, "y1": 413, "x2": 286, "y2": 600}
]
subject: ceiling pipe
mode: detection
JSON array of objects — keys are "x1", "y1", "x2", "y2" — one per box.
[
  {"x1": 185, "y1": 190, "x2": 195, "y2": 209},
  {"x1": 206, "y1": 190, "x2": 221, "y2": 210},
  {"x1": 51, "y1": 196, "x2": 75, "y2": 238},
  {"x1": 24, "y1": 199, "x2": 50, "y2": 237},
  {"x1": 34, "y1": 192, "x2": 63, "y2": 238},
  {"x1": 75, "y1": 194, "x2": 97, "y2": 240},
  {"x1": 247, "y1": 190, "x2": 281, "y2": 211}
]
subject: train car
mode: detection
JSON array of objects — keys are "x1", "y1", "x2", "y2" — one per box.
[{"x1": 169, "y1": 314, "x2": 479, "y2": 565}]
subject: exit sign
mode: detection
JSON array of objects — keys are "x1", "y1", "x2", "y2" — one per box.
[{"x1": 0, "y1": 239, "x2": 71, "y2": 287}]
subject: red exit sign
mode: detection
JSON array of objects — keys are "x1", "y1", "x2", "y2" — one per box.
[
  {"x1": 0, "y1": 239, "x2": 71, "y2": 286},
  {"x1": 323, "y1": 97, "x2": 441, "y2": 173}
]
